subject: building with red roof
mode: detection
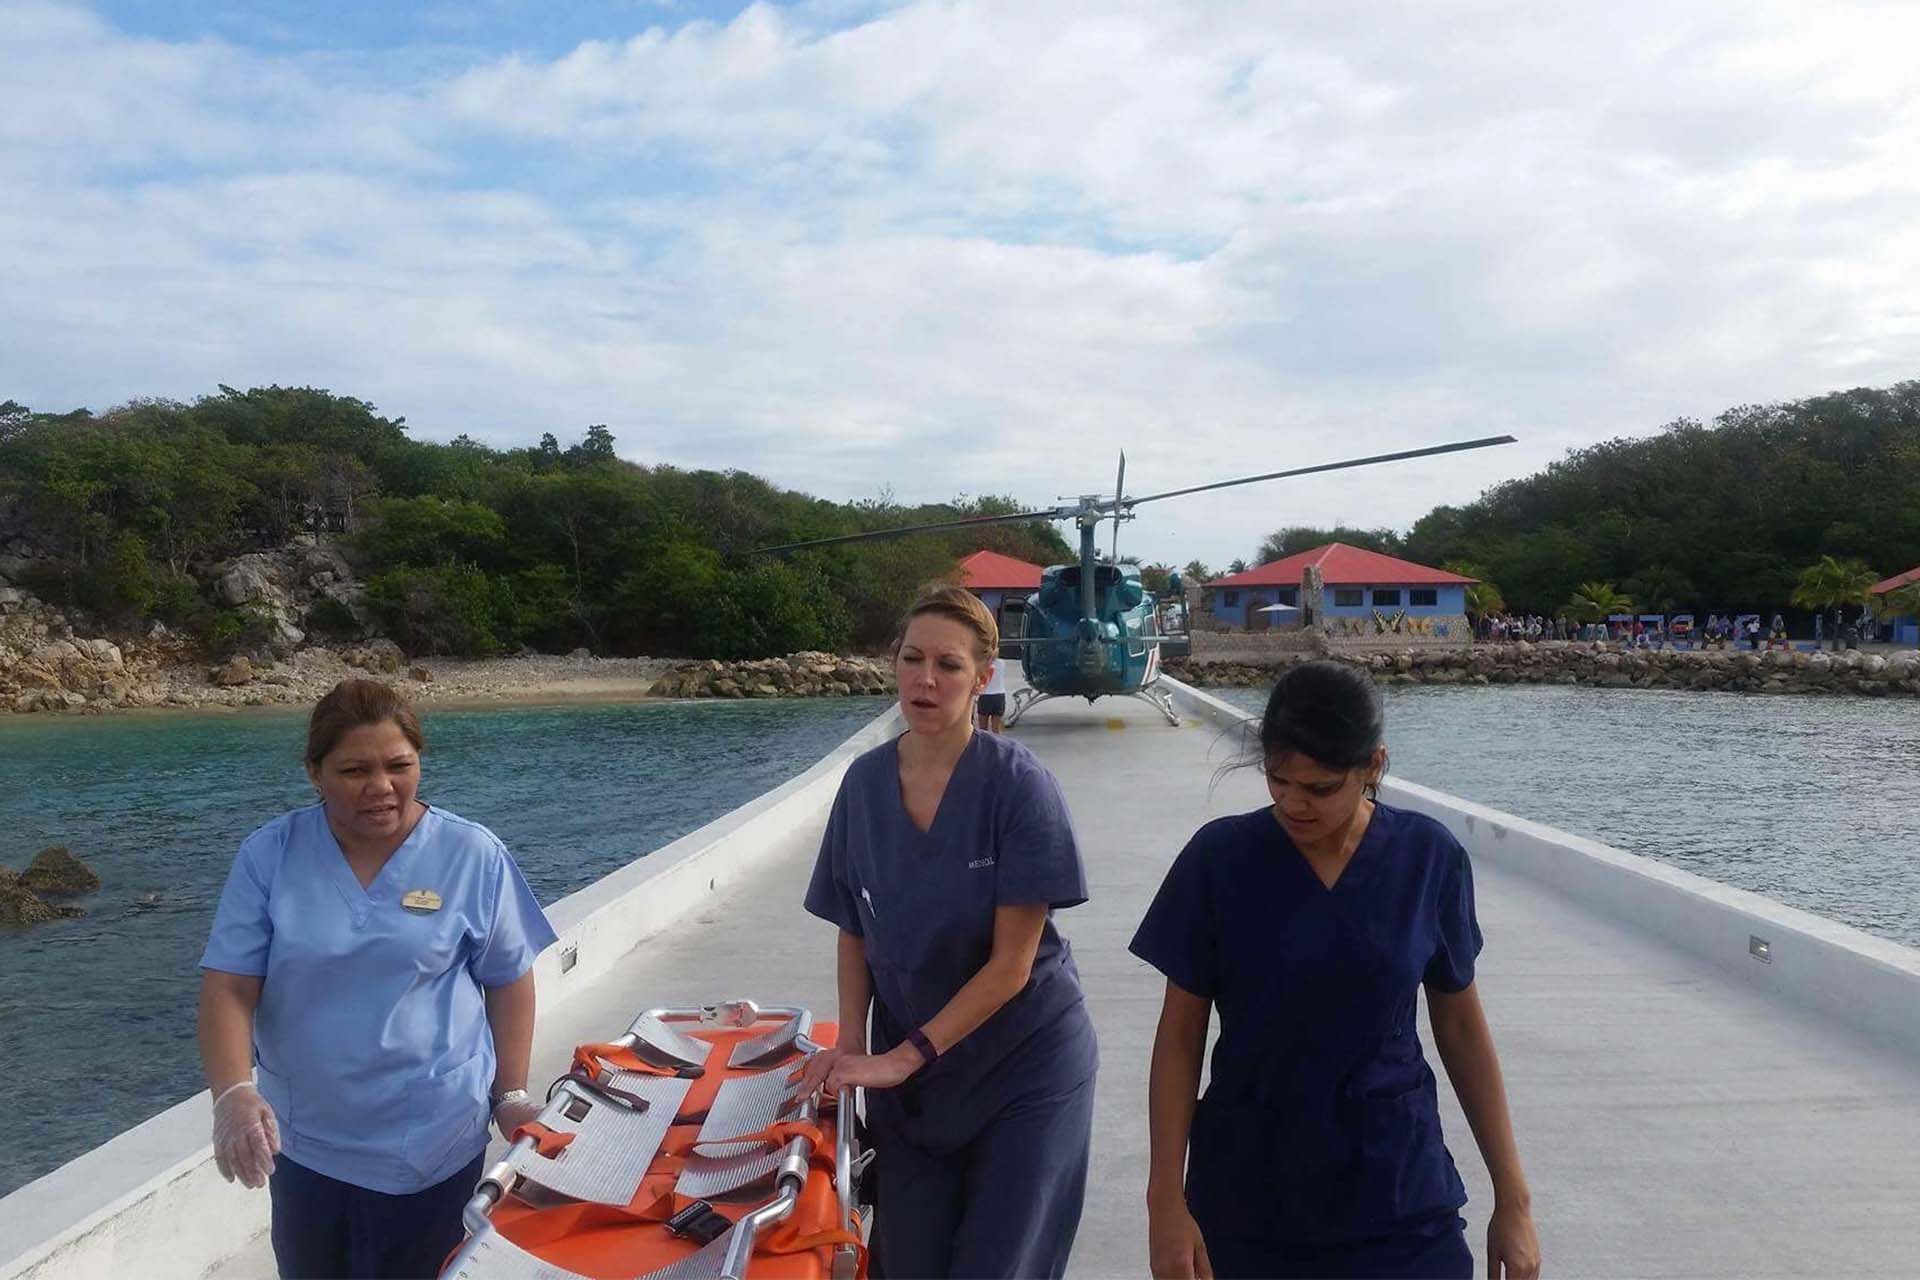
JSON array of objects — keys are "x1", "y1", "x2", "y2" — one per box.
[
  {"x1": 955, "y1": 549, "x2": 1046, "y2": 617},
  {"x1": 1871, "y1": 565, "x2": 1920, "y2": 646},
  {"x1": 1205, "y1": 543, "x2": 1476, "y2": 633}
]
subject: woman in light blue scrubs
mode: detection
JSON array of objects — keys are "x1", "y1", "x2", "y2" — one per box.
[
  {"x1": 800, "y1": 584, "x2": 1098, "y2": 1279},
  {"x1": 198, "y1": 679, "x2": 557, "y2": 1280},
  {"x1": 1132, "y1": 661, "x2": 1540, "y2": 1280}
]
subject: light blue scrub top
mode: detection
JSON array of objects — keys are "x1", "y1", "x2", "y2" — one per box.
[{"x1": 200, "y1": 803, "x2": 557, "y2": 1194}]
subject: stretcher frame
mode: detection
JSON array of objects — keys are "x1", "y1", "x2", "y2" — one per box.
[{"x1": 443, "y1": 1001, "x2": 863, "y2": 1280}]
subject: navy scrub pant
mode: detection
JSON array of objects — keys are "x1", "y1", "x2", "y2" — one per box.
[
  {"x1": 869, "y1": 1070, "x2": 1096, "y2": 1279},
  {"x1": 268, "y1": 1150, "x2": 485, "y2": 1279},
  {"x1": 1200, "y1": 1214, "x2": 1473, "y2": 1280}
]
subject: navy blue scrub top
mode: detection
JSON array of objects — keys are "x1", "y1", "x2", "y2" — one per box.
[
  {"x1": 805, "y1": 731, "x2": 1092, "y2": 1094},
  {"x1": 1129, "y1": 802, "x2": 1483, "y2": 1244}
]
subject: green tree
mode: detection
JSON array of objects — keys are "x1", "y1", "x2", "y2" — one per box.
[
  {"x1": 1564, "y1": 582, "x2": 1635, "y2": 623},
  {"x1": 101, "y1": 530, "x2": 157, "y2": 623},
  {"x1": 363, "y1": 564, "x2": 512, "y2": 657},
  {"x1": 357, "y1": 496, "x2": 506, "y2": 568},
  {"x1": 1444, "y1": 561, "x2": 1506, "y2": 621},
  {"x1": 1622, "y1": 564, "x2": 1696, "y2": 613},
  {"x1": 1790, "y1": 555, "x2": 1878, "y2": 651},
  {"x1": 1256, "y1": 525, "x2": 1401, "y2": 564}
]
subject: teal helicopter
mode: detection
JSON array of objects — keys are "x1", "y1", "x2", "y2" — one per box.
[{"x1": 760, "y1": 436, "x2": 1515, "y2": 725}]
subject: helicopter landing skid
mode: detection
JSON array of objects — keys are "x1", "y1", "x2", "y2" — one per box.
[
  {"x1": 1004, "y1": 683, "x2": 1182, "y2": 728},
  {"x1": 1004, "y1": 686, "x2": 1052, "y2": 728},
  {"x1": 1130, "y1": 681, "x2": 1182, "y2": 727}
]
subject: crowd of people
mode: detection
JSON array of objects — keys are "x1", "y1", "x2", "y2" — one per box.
[
  {"x1": 1478, "y1": 609, "x2": 1880, "y2": 651},
  {"x1": 198, "y1": 583, "x2": 1542, "y2": 1280}
]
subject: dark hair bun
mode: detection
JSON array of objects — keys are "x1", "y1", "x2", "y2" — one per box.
[{"x1": 1259, "y1": 660, "x2": 1384, "y2": 771}]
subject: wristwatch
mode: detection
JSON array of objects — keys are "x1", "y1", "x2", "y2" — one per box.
[{"x1": 491, "y1": 1087, "x2": 531, "y2": 1109}]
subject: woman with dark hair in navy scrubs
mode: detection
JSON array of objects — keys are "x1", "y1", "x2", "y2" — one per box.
[{"x1": 1131, "y1": 661, "x2": 1540, "y2": 1280}]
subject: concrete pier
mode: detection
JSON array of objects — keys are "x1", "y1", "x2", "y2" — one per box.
[
  {"x1": 229, "y1": 683, "x2": 1920, "y2": 1278},
  {"x1": 13, "y1": 677, "x2": 1920, "y2": 1278}
]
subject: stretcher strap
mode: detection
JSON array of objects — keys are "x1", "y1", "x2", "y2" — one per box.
[
  {"x1": 512, "y1": 1123, "x2": 577, "y2": 1159},
  {"x1": 500, "y1": 1196, "x2": 677, "y2": 1248},
  {"x1": 759, "y1": 1177, "x2": 867, "y2": 1275},
  {"x1": 573, "y1": 1042, "x2": 685, "y2": 1079},
  {"x1": 690, "y1": 1120, "x2": 827, "y2": 1156}
]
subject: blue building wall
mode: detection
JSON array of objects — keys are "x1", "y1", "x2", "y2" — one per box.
[
  {"x1": 1896, "y1": 616, "x2": 1918, "y2": 646},
  {"x1": 1206, "y1": 583, "x2": 1466, "y2": 628}
]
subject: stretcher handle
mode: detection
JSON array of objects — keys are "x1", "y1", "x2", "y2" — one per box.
[
  {"x1": 775, "y1": 1093, "x2": 822, "y2": 1195},
  {"x1": 835, "y1": 1086, "x2": 856, "y2": 1229},
  {"x1": 720, "y1": 1183, "x2": 801, "y2": 1280},
  {"x1": 457, "y1": 1068, "x2": 595, "y2": 1238},
  {"x1": 629, "y1": 1002, "x2": 814, "y2": 1035}
]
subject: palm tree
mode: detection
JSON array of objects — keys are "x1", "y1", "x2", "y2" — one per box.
[
  {"x1": 1563, "y1": 582, "x2": 1635, "y2": 624},
  {"x1": 1878, "y1": 582, "x2": 1920, "y2": 648},
  {"x1": 1790, "y1": 555, "x2": 1878, "y2": 651},
  {"x1": 1443, "y1": 560, "x2": 1505, "y2": 621}
]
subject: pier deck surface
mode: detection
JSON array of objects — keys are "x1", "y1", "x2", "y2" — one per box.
[{"x1": 216, "y1": 690, "x2": 1920, "y2": 1278}]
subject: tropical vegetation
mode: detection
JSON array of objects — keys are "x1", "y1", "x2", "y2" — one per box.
[
  {"x1": 1789, "y1": 555, "x2": 1880, "y2": 650},
  {"x1": 1252, "y1": 380, "x2": 1920, "y2": 619},
  {"x1": 0, "y1": 388, "x2": 1070, "y2": 658}
]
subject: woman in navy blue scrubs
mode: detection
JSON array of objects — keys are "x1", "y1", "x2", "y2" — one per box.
[
  {"x1": 198, "y1": 680, "x2": 557, "y2": 1279},
  {"x1": 1132, "y1": 661, "x2": 1540, "y2": 1280},
  {"x1": 800, "y1": 584, "x2": 1098, "y2": 1279}
]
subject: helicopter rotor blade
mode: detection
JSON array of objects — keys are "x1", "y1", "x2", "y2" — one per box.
[
  {"x1": 1110, "y1": 435, "x2": 1517, "y2": 511},
  {"x1": 752, "y1": 506, "x2": 1067, "y2": 555},
  {"x1": 1109, "y1": 450, "x2": 1125, "y2": 563}
]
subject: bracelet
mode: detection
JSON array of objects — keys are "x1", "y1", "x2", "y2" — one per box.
[
  {"x1": 491, "y1": 1087, "x2": 531, "y2": 1109},
  {"x1": 904, "y1": 1027, "x2": 939, "y2": 1066}
]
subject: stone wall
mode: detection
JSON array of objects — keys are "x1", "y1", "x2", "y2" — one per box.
[
  {"x1": 1170, "y1": 642, "x2": 1920, "y2": 697},
  {"x1": 1188, "y1": 624, "x2": 1471, "y2": 663},
  {"x1": 644, "y1": 653, "x2": 895, "y2": 699}
]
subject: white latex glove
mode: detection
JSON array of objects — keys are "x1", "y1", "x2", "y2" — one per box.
[
  {"x1": 211, "y1": 1082, "x2": 281, "y2": 1190},
  {"x1": 493, "y1": 1092, "x2": 545, "y2": 1141}
]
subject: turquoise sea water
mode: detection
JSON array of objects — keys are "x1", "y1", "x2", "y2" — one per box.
[
  {"x1": 1218, "y1": 684, "x2": 1920, "y2": 948},
  {"x1": 0, "y1": 697, "x2": 890, "y2": 1197}
]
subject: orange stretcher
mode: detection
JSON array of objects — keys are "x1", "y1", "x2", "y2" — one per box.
[{"x1": 441, "y1": 1001, "x2": 868, "y2": 1280}]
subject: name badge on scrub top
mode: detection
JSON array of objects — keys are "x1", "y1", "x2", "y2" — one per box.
[{"x1": 401, "y1": 888, "x2": 443, "y2": 914}]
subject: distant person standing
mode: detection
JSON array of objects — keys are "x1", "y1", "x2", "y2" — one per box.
[
  {"x1": 978, "y1": 651, "x2": 1008, "y2": 734},
  {"x1": 1747, "y1": 616, "x2": 1762, "y2": 650}
]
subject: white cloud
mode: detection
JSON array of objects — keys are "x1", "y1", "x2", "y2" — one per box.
[{"x1": 3, "y1": 0, "x2": 1918, "y2": 568}]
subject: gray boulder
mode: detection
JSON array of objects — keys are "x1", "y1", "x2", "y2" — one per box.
[{"x1": 20, "y1": 845, "x2": 101, "y2": 894}]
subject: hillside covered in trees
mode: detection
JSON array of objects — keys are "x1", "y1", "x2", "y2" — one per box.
[
  {"x1": 0, "y1": 388, "x2": 1069, "y2": 658},
  {"x1": 1249, "y1": 380, "x2": 1920, "y2": 615}
]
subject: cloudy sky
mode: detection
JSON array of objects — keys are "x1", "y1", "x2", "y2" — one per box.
[{"x1": 4, "y1": 1, "x2": 1917, "y2": 569}]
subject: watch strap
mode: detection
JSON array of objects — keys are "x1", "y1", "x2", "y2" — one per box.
[{"x1": 905, "y1": 1027, "x2": 939, "y2": 1066}]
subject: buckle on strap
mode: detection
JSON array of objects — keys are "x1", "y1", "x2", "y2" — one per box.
[{"x1": 665, "y1": 1199, "x2": 732, "y2": 1245}]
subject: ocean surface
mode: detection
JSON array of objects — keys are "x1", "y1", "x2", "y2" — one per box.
[
  {"x1": 0, "y1": 696, "x2": 890, "y2": 1198},
  {"x1": 1218, "y1": 684, "x2": 1920, "y2": 948}
]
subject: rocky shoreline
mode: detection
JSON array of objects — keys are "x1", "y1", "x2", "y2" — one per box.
[
  {"x1": 645, "y1": 653, "x2": 895, "y2": 699},
  {"x1": 1170, "y1": 643, "x2": 1920, "y2": 696},
  {"x1": 0, "y1": 628, "x2": 897, "y2": 717},
  {"x1": 1, "y1": 533, "x2": 907, "y2": 715}
]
